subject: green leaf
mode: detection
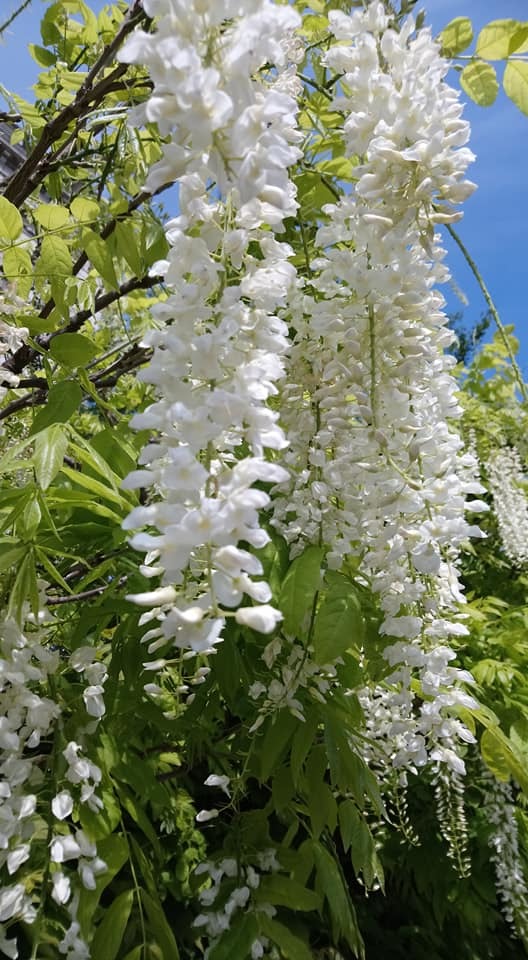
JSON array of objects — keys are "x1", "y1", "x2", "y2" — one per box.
[
  {"x1": 308, "y1": 782, "x2": 337, "y2": 840},
  {"x1": 279, "y1": 545, "x2": 324, "y2": 637},
  {"x1": 49, "y1": 333, "x2": 99, "y2": 368},
  {"x1": 114, "y1": 221, "x2": 143, "y2": 277},
  {"x1": 256, "y1": 876, "x2": 320, "y2": 912},
  {"x1": 78, "y1": 835, "x2": 129, "y2": 936},
  {"x1": 70, "y1": 196, "x2": 100, "y2": 224},
  {"x1": 259, "y1": 917, "x2": 312, "y2": 960},
  {"x1": 476, "y1": 19, "x2": 526, "y2": 59},
  {"x1": 259, "y1": 711, "x2": 299, "y2": 782},
  {"x1": 33, "y1": 425, "x2": 69, "y2": 491},
  {"x1": 2, "y1": 247, "x2": 33, "y2": 298},
  {"x1": 34, "y1": 203, "x2": 70, "y2": 230},
  {"x1": 0, "y1": 543, "x2": 27, "y2": 575},
  {"x1": 7, "y1": 552, "x2": 37, "y2": 623},
  {"x1": 29, "y1": 381, "x2": 82, "y2": 434},
  {"x1": 313, "y1": 586, "x2": 364, "y2": 664},
  {"x1": 291, "y1": 711, "x2": 318, "y2": 788},
  {"x1": 460, "y1": 61, "x2": 499, "y2": 106},
  {"x1": 37, "y1": 235, "x2": 72, "y2": 278},
  {"x1": 480, "y1": 727, "x2": 528, "y2": 791},
  {"x1": 504, "y1": 61, "x2": 528, "y2": 115},
  {"x1": 28, "y1": 43, "x2": 57, "y2": 66},
  {"x1": 208, "y1": 913, "x2": 259, "y2": 960},
  {"x1": 82, "y1": 227, "x2": 119, "y2": 289},
  {"x1": 140, "y1": 889, "x2": 180, "y2": 959},
  {"x1": 60, "y1": 465, "x2": 131, "y2": 511},
  {"x1": 312, "y1": 842, "x2": 364, "y2": 957},
  {"x1": 0, "y1": 197, "x2": 23, "y2": 242},
  {"x1": 338, "y1": 800, "x2": 384, "y2": 891},
  {"x1": 441, "y1": 17, "x2": 473, "y2": 57},
  {"x1": 90, "y1": 889, "x2": 134, "y2": 960}
]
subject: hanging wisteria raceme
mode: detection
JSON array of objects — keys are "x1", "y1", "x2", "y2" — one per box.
[
  {"x1": 486, "y1": 445, "x2": 528, "y2": 566},
  {"x1": 119, "y1": 0, "x2": 302, "y2": 663},
  {"x1": 0, "y1": 594, "x2": 107, "y2": 959},
  {"x1": 481, "y1": 767, "x2": 528, "y2": 940},
  {"x1": 271, "y1": 3, "x2": 484, "y2": 783}
]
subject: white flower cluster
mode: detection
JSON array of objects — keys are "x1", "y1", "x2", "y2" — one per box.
[
  {"x1": 273, "y1": 2, "x2": 482, "y2": 773},
  {"x1": 0, "y1": 613, "x2": 60, "y2": 957},
  {"x1": 482, "y1": 769, "x2": 528, "y2": 940},
  {"x1": 120, "y1": 0, "x2": 302, "y2": 662},
  {"x1": 249, "y1": 636, "x2": 339, "y2": 729},
  {"x1": 0, "y1": 312, "x2": 27, "y2": 404},
  {"x1": 486, "y1": 445, "x2": 528, "y2": 566},
  {"x1": 0, "y1": 603, "x2": 105, "y2": 957},
  {"x1": 193, "y1": 850, "x2": 280, "y2": 959}
]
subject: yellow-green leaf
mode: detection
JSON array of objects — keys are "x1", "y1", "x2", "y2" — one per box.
[
  {"x1": 460, "y1": 61, "x2": 499, "y2": 106},
  {"x1": 34, "y1": 203, "x2": 70, "y2": 230},
  {"x1": 2, "y1": 247, "x2": 33, "y2": 298},
  {"x1": 0, "y1": 197, "x2": 23, "y2": 242},
  {"x1": 476, "y1": 19, "x2": 526, "y2": 59},
  {"x1": 504, "y1": 60, "x2": 528, "y2": 115},
  {"x1": 37, "y1": 235, "x2": 72, "y2": 278},
  {"x1": 441, "y1": 17, "x2": 473, "y2": 57},
  {"x1": 70, "y1": 196, "x2": 100, "y2": 224}
]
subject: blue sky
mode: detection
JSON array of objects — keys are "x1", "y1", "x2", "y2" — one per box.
[{"x1": 1, "y1": 0, "x2": 527, "y2": 372}]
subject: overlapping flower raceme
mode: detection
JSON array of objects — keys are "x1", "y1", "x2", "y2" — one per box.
[
  {"x1": 119, "y1": 0, "x2": 302, "y2": 658},
  {"x1": 482, "y1": 768, "x2": 528, "y2": 940},
  {"x1": 273, "y1": 2, "x2": 484, "y2": 774},
  {"x1": 0, "y1": 597, "x2": 107, "y2": 958},
  {"x1": 486, "y1": 445, "x2": 528, "y2": 566}
]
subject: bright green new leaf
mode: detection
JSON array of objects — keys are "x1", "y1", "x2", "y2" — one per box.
[
  {"x1": 49, "y1": 332, "x2": 99, "y2": 368},
  {"x1": 34, "y1": 203, "x2": 70, "y2": 230},
  {"x1": 279, "y1": 545, "x2": 324, "y2": 637},
  {"x1": 29, "y1": 380, "x2": 82, "y2": 434},
  {"x1": 0, "y1": 197, "x2": 23, "y2": 242},
  {"x1": 37, "y1": 235, "x2": 72, "y2": 278},
  {"x1": 259, "y1": 917, "x2": 313, "y2": 960},
  {"x1": 476, "y1": 19, "x2": 526, "y2": 59},
  {"x1": 441, "y1": 17, "x2": 473, "y2": 57},
  {"x1": 34, "y1": 424, "x2": 69, "y2": 491},
  {"x1": 504, "y1": 61, "x2": 528, "y2": 115},
  {"x1": 70, "y1": 196, "x2": 100, "y2": 224},
  {"x1": 28, "y1": 43, "x2": 57, "y2": 66},
  {"x1": 2, "y1": 247, "x2": 33, "y2": 298},
  {"x1": 460, "y1": 61, "x2": 499, "y2": 106},
  {"x1": 90, "y1": 889, "x2": 134, "y2": 960}
]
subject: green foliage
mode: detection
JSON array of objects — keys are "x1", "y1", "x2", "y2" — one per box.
[{"x1": 442, "y1": 16, "x2": 528, "y2": 114}]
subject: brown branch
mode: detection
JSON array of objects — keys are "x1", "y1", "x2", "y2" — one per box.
[
  {"x1": 0, "y1": 322, "x2": 155, "y2": 424},
  {"x1": 47, "y1": 272, "x2": 163, "y2": 341},
  {"x1": 3, "y1": 0, "x2": 148, "y2": 208},
  {"x1": 46, "y1": 576, "x2": 127, "y2": 605}
]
